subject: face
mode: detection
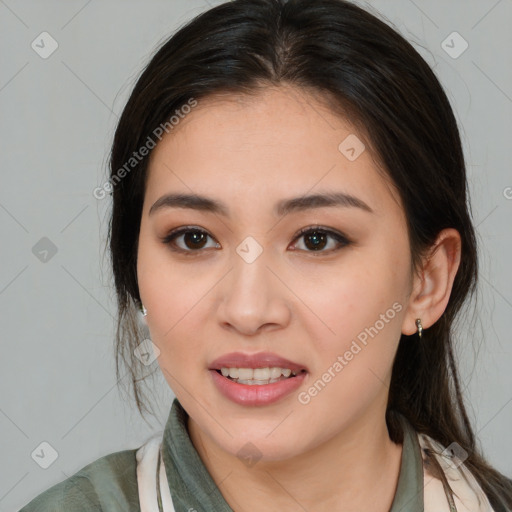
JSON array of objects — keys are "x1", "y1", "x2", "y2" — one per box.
[{"x1": 137, "y1": 85, "x2": 414, "y2": 462}]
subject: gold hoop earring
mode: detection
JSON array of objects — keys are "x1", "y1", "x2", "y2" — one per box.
[{"x1": 415, "y1": 318, "x2": 423, "y2": 339}]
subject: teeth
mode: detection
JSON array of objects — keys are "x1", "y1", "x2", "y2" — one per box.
[
  {"x1": 219, "y1": 367, "x2": 300, "y2": 381},
  {"x1": 269, "y1": 367, "x2": 282, "y2": 379},
  {"x1": 237, "y1": 368, "x2": 253, "y2": 380},
  {"x1": 237, "y1": 379, "x2": 282, "y2": 385}
]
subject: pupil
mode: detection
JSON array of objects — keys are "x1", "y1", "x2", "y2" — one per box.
[
  {"x1": 185, "y1": 231, "x2": 206, "y2": 249},
  {"x1": 305, "y1": 231, "x2": 326, "y2": 251}
]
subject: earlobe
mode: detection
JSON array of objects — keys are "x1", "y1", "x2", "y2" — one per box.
[
  {"x1": 401, "y1": 228, "x2": 462, "y2": 337},
  {"x1": 138, "y1": 302, "x2": 148, "y2": 325}
]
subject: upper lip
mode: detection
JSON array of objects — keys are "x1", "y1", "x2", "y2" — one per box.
[{"x1": 209, "y1": 352, "x2": 308, "y2": 372}]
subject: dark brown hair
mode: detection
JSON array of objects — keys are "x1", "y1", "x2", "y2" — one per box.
[{"x1": 106, "y1": 0, "x2": 512, "y2": 507}]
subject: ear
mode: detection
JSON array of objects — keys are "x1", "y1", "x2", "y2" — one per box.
[{"x1": 401, "y1": 228, "x2": 462, "y2": 336}]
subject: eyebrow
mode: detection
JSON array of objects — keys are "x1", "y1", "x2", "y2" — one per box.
[{"x1": 148, "y1": 191, "x2": 374, "y2": 218}]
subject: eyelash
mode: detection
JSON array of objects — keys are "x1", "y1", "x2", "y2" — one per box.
[{"x1": 160, "y1": 225, "x2": 351, "y2": 257}]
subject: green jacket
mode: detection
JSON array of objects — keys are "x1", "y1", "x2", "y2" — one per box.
[{"x1": 20, "y1": 398, "x2": 424, "y2": 511}]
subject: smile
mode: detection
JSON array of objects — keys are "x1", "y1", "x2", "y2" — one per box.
[
  {"x1": 218, "y1": 366, "x2": 303, "y2": 385},
  {"x1": 208, "y1": 351, "x2": 309, "y2": 405}
]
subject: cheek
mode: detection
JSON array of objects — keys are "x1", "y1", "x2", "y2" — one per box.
[
  {"x1": 138, "y1": 227, "x2": 205, "y2": 312},
  {"x1": 301, "y1": 265, "x2": 405, "y2": 418},
  {"x1": 300, "y1": 257, "x2": 405, "y2": 353},
  {"x1": 137, "y1": 235, "x2": 210, "y2": 362}
]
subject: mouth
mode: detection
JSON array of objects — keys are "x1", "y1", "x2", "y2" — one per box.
[
  {"x1": 208, "y1": 352, "x2": 309, "y2": 406},
  {"x1": 214, "y1": 366, "x2": 307, "y2": 385}
]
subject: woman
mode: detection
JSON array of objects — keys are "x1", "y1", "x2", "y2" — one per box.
[{"x1": 20, "y1": 0, "x2": 512, "y2": 510}]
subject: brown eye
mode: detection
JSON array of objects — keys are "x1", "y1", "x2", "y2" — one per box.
[
  {"x1": 162, "y1": 227, "x2": 219, "y2": 254},
  {"x1": 181, "y1": 231, "x2": 208, "y2": 250},
  {"x1": 291, "y1": 227, "x2": 351, "y2": 254},
  {"x1": 303, "y1": 230, "x2": 328, "y2": 251},
  {"x1": 161, "y1": 225, "x2": 350, "y2": 257}
]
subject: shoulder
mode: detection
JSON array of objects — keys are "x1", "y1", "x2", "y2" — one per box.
[
  {"x1": 417, "y1": 433, "x2": 496, "y2": 512},
  {"x1": 19, "y1": 449, "x2": 140, "y2": 512}
]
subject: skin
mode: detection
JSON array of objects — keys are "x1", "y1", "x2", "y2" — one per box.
[{"x1": 136, "y1": 85, "x2": 461, "y2": 511}]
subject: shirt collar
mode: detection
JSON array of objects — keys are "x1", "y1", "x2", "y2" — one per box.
[
  {"x1": 162, "y1": 398, "x2": 233, "y2": 511},
  {"x1": 389, "y1": 413, "x2": 424, "y2": 511}
]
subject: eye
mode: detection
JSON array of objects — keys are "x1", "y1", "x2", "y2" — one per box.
[
  {"x1": 290, "y1": 226, "x2": 351, "y2": 254},
  {"x1": 161, "y1": 225, "x2": 351, "y2": 256},
  {"x1": 161, "y1": 226, "x2": 220, "y2": 255}
]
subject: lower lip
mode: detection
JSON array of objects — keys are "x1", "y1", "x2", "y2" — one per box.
[{"x1": 209, "y1": 370, "x2": 307, "y2": 406}]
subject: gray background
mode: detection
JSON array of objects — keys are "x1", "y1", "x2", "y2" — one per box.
[{"x1": 1, "y1": 0, "x2": 511, "y2": 510}]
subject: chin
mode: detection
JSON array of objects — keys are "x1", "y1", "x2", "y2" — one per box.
[{"x1": 218, "y1": 422, "x2": 308, "y2": 462}]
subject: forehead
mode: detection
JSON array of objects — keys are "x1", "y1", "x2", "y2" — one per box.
[{"x1": 144, "y1": 85, "x2": 403, "y2": 218}]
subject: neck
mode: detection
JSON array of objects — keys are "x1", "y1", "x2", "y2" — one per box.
[{"x1": 188, "y1": 406, "x2": 403, "y2": 512}]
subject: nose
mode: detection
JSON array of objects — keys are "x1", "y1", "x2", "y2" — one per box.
[{"x1": 216, "y1": 244, "x2": 292, "y2": 337}]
